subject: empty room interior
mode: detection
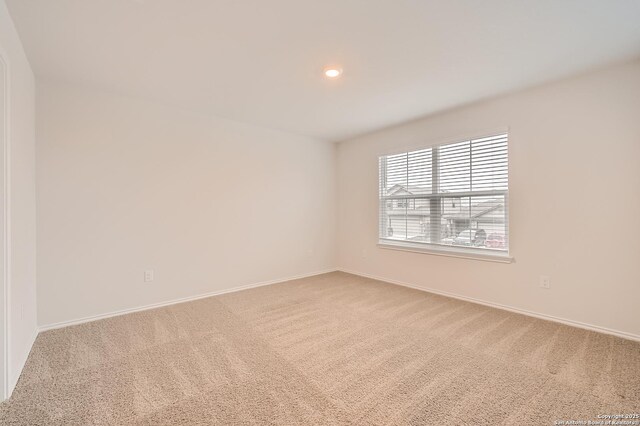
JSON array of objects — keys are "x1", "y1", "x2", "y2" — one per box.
[{"x1": 1, "y1": 0, "x2": 640, "y2": 424}]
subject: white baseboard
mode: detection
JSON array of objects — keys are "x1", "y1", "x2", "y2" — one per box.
[
  {"x1": 6, "y1": 325, "x2": 39, "y2": 399},
  {"x1": 36, "y1": 266, "x2": 640, "y2": 341},
  {"x1": 38, "y1": 268, "x2": 338, "y2": 333},
  {"x1": 338, "y1": 268, "x2": 640, "y2": 343}
]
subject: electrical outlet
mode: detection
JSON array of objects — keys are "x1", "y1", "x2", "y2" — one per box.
[
  {"x1": 539, "y1": 275, "x2": 550, "y2": 289},
  {"x1": 144, "y1": 270, "x2": 154, "y2": 282}
]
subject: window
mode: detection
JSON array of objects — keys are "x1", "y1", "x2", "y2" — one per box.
[{"x1": 378, "y1": 133, "x2": 509, "y2": 258}]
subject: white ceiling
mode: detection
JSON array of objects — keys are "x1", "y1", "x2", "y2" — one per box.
[{"x1": 6, "y1": 0, "x2": 640, "y2": 141}]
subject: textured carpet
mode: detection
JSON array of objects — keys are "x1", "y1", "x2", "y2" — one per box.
[{"x1": 1, "y1": 272, "x2": 639, "y2": 425}]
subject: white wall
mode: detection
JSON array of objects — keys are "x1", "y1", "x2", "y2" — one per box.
[
  {"x1": 0, "y1": 0, "x2": 38, "y2": 398},
  {"x1": 337, "y1": 59, "x2": 640, "y2": 339},
  {"x1": 36, "y1": 81, "x2": 336, "y2": 327}
]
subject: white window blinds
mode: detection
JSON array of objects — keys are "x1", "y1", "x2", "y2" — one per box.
[{"x1": 379, "y1": 133, "x2": 508, "y2": 254}]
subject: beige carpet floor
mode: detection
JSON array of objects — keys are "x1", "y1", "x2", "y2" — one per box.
[{"x1": 1, "y1": 271, "x2": 639, "y2": 425}]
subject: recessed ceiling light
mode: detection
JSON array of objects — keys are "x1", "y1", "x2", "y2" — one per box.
[{"x1": 324, "y1": 68, "x2": 342, "y2": 79}]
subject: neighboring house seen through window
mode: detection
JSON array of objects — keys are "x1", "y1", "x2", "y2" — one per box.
[{"x1": 378, "y1": 133, "x2": 508, "y2": 256}]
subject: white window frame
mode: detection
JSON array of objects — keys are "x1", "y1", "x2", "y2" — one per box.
[{"x1": 377, "y1": 133, "x2": 513, "y2": 263}]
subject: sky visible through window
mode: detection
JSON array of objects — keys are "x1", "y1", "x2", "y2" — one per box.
[{"x1": 383, "y1": 137, "x2": 508, "y2": 194}]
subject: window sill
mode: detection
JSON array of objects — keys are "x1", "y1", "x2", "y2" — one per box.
[{"x1": 377, "y1": 241, "x2": 514, "y2": 263}]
